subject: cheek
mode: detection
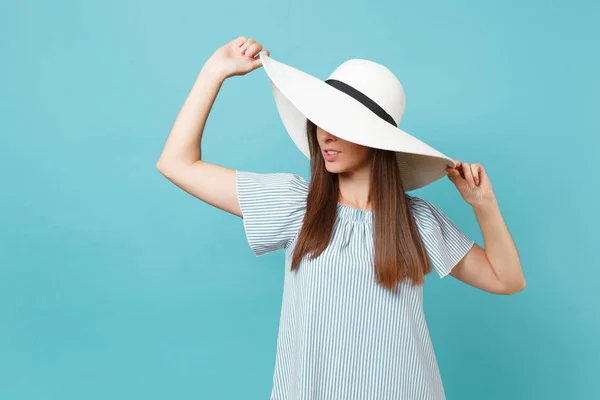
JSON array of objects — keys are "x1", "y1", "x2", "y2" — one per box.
[
  {"x1": 352, "y1": 144, "x2": 370, "y2": 158},
  {"x1": 343, "y1": 146, "x2": 371, "y2": 164}
]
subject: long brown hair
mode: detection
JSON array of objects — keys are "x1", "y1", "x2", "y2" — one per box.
[{"x1": 290, "y1": 119, "x2": 432, "y2": 289}]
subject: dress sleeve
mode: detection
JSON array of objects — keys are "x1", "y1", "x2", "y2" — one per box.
[
  {"x1": 235, "y1": 170, "x2": 309, "y2": 257},
  {"x1": 408, "y1": 195, "x2": 475, "y2": 279}
]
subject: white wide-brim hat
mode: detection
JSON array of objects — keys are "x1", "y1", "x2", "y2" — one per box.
[{"x1": 258, "y1": 51, "x2": 458, "y2": 192}]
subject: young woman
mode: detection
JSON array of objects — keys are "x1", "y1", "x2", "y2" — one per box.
[{"x1": 157, "y1": 36, "x2": 525, "y2": 400}]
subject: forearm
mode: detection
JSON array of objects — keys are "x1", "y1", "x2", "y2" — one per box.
[
  {"x1": 472, "y1": 198, "x2": 525, "y2": 292},
  {"x1": 157, "y1": 63, "x2": 227, "y2": 169}
]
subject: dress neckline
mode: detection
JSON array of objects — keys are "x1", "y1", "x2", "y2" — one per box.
[{"x1": 336, "y1": 202, "x2": 373, "y2": 222}]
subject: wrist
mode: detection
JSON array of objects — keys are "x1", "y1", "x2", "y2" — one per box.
[
  {"x1": 470, "y1": 196, "x2": 498, "y2": 213},
  {"x1": 200, "y1": 61, "x2": 229, "y2": 82}
]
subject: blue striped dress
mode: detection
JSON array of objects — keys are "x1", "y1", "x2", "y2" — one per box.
[{"x1": 235, "y1": 170, "x2": 475, "y2": 400}]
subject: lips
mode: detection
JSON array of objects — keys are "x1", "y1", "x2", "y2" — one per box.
[{"x1": 323, "y1": 148, "x2": 341, "y2": 162}]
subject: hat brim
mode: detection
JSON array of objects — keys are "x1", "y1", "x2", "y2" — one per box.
[{"x1": 259, "y1": 52, "x2": 455, "y2": 191}]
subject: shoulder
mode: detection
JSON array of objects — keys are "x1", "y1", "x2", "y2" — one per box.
[
  {"x1": 406, "y1": 193, "x2": 473, "y2": 245},
  {"x1": 236, "y1": 170, "x2": 308, "y2": 192},
  {"x1": 405, "y1": 194, "x2": 475, "y2": 278},
  {"x1": 235, "y1": 170, "x2": 309, "y2": 210},
  {"x1": 405, "y1": 194, "x2": 435, "y2": 220},
  {"x1": 234, "y1": 171, "x2": 310, "y2": 256},
  {"x1": 405, "y1": 194, "x2": 447, "y2": 235}
]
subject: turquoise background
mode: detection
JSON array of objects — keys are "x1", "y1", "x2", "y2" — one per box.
[{"x1": 2, "y1": 0, "x2": 598, "y2": 398}]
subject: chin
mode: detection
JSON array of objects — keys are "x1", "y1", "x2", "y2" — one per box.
[{"x1": 325, "y1": 163, "x2": 346, "y2": 174}]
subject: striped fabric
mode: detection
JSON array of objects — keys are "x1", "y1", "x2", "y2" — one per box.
[{"x1": 235, "y1": 170, "x2": 475, "y2": 400}]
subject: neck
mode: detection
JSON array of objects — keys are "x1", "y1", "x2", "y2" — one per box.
[{"x1": 337, "y1": 165, "x2": 372, "y2": 210}]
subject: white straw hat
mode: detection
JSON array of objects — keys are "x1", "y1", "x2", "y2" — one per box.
[{"x1": 258, "y1": 51, "x2": 457, "y2": 192}]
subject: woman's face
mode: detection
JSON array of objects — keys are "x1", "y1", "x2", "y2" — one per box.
[{"x1": 316, "y1": 126, "x2": 373, "y2": 174}]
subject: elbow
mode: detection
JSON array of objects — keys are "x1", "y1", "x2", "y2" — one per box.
[
  {"x1": 156, "y1": 158, "x2": 167, "y2": 176},
  {"x1": 503, "y1": 278, "x2": 526, "y2": 295},
  {"x1": 156, "y1": 157, "x2": 177, "y2": 179}
]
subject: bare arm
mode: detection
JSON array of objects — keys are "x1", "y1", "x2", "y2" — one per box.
[
  {"x1": 156, "y1": 36, "x2": 270, "y2": 217},
  {"x1": 445, "y1": 160, "x2": 526, "y2": 294},
  {"x1": 156, "y1": 66, "x2": 240, "y2": 216},
  {"x1": 451, "y1": 199, "x2": 524, "y2": 294}
]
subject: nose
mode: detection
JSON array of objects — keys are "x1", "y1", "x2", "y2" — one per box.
[
  {"x1": 317, "y1": 126, "x2": 339, "y2": 147},
  {"x1": 322, "y1": 130, "x2": 338, "y2": 142}
]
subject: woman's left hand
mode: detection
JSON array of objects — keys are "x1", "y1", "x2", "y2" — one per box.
[{"x1": 445, "y1": 160, "x2": 496, "y2": 206}]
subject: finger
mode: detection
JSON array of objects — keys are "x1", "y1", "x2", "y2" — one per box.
[
  {"x1": 454, "y1": 159, "x2": 462, "y2": 169},
  {"x1": 445, "y1": 164, "x2": 458, "y2": 173},
  {"x1": 462, "y1": 162, "x2": 475, "y2": 188},
  {"x1": 445, "y1": 165, "x2": 462, "y2": 178},
  {"x1": 251, "y1": 49, "x2": 268, "y2": 68},
  {"x1": 234, "y1": 36, "x2": 247, "y2": 47},
  {"x1": 479, "y1": 165, "x2": 491, "y2": 186},
  {"x1": 445, "y1": 168, "x2": 461, "y2": 183},
  {"x1": 240, "y1": 38, "x2": 256, "y2": 55},
  {"x1": 245, "y1": 42, "x2": 262, "y2": 58},
  {"x1": 471, "y1": 163, "x2": 480, "y2": 186}
]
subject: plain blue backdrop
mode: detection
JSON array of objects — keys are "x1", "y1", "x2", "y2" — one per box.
[{"x1": 1, "y1": 0, "x2": 598, "y2": 399}]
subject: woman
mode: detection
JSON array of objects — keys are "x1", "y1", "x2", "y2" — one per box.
[{"x1": 157, "y1": 36, "x2": 525, "y2": 400}]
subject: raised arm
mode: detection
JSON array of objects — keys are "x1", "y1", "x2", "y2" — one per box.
[
  {"x1": 156, "y1": 36, "x2": 270, "y2": 217},
  {"x1": 445, "y1": 160, "x2": 526, "y2": 294}
]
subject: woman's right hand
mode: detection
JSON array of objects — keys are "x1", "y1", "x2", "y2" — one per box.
[{"x1": 205, "y1": 36, "x2": 270, "y2": 79}]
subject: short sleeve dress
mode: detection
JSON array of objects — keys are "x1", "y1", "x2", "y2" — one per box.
[{"x1": 235, "y1": 170, "x2": 475, "y2": 400}]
